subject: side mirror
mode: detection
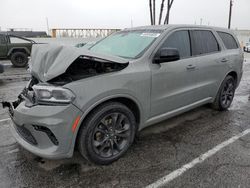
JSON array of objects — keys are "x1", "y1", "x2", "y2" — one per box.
[{"x1": 154, "y1": 48, "x2": 180, "y2": 64}]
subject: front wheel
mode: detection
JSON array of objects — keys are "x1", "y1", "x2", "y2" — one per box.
[
  {"x1": 211, "y1": 75, "x2": 236, "y2": 111},
  {"x1": 77, "y1": 102, "x2": 136, "y2": 165}
]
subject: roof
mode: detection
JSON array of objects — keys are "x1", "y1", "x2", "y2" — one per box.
[
  {"x1": 125, "y1": 24, "x2": 232, "y2": 33},
  {"x1": 0, "y1": 31, "x2": 48, "y2": 38}
]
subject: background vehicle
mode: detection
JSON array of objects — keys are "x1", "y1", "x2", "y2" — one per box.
[
  {"x1": 4, "y1": 25, "x2": 243, "y2": 165},
  {"x1": 0, "y1": 33, "x2": 36, "y2": 67},
  {"x1": 244, "y1": 42, "x2": 250, "y2": 52}
]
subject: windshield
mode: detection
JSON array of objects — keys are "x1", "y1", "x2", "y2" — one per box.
[{"x1": 90, "y1": 30, "x2": 162, "y2": 59}]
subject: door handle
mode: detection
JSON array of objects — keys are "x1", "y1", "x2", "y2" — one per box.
[
  {"x1": 220, "y1": 58, "x2": 229, "y2": 63},
  {"x1": 186, "y1": 64, "x2": 196, "y2": 70}
]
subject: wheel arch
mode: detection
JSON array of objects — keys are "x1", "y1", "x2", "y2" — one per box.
[
  {"x1": 7, "y1": 47, "x2": 30, "y2": 57},
  {"x1": 213, "y1": 70, "x2": 238, "y2": 102},
  {"x1": 79, "y1": 96, "x2": 141, "y2": 129},
  {"x1": 227, "y1": 71, "x2": 238, "y2": 85},
  {"x1": 72, "y1": 95, "x2": 142, "y2": 150}
]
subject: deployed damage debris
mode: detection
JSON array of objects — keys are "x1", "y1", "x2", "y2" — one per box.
[
  {"x1": 2, "y1": 44, "x2": 129, "y2": 110},
  {"x1": 49, "y1": 56, "x2": 128, "y2": 85},
  {"x1": 29, "y1": 44, "x2": 128, "y2": 82}
]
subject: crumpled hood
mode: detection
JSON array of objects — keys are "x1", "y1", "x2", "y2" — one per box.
[{"x1": 29, "y1": 44, "x2": 128, "y2": 82}]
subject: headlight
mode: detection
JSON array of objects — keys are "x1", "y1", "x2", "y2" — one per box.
[{"x1": 33, "y1": 85, "x2": 75, "y2": 104}]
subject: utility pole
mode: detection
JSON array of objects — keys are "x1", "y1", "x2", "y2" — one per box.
[{"x1": 228, "y1": 0, "x2": 233, "y2": 29}]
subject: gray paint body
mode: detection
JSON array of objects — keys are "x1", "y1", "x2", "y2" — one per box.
[{"x1": 9, "y1": 25, "x2": 243, "y2": 159}]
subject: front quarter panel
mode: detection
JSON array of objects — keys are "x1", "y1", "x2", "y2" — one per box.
[{"x1": 64, "y1": 62, "x2": 151, "y2": 130}]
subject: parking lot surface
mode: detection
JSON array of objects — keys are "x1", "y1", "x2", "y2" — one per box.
[{"x1": 0, "y1": 53, "x2": 250, "y2": 188}]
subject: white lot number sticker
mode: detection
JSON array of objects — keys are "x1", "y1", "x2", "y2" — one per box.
[{"x1": 141, "y1": 33, "x2": 161, "y2": 38}]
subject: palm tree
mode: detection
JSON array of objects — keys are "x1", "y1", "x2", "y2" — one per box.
[
  {"x1": 149, "y1": 0, "x2": 175, "y2": 25},
  {"x1": 153, "y1": 0, "x2": 156, "y2": 25},
  {"x1": 164, "y1": 0, "x2": 175, "y2": 24},
  {"x1": 149, "y1": 0, "x2": 153, "y2": 25},
  {"x1": 158, "y1": 0, "x2": 165, "y2": 25}
]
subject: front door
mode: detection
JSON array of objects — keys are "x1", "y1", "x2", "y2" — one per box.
[
  {"x1": 150, "y1": 30, "x2": 199, "y2": 117},
  {"x1": 0, "y1": 35, "x2": 8, "y2": 58}
]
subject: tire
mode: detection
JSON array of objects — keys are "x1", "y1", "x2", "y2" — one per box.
[
  {"x1": 77, "y1": 102, "x2": 136, "y2": 165},
  {"x1": 0, "y1": 64, "x2": 4, "y2": 73},
  {"x1": 211, "y1": 75, "x2": 236, "y2": 111},
  {"x1": 10, "y1": 52, "x2": 28, "y2": 67}
]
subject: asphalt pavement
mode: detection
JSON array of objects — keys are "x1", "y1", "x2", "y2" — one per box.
[{"x1": 0, "y1": 54, "x2": 250, "y2": 188}]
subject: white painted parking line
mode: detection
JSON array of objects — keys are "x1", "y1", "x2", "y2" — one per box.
[
  {"x1": 146, "y1": 128, "x2": 250, "y2": 188},
  {"x1": 0, "y1": 118, "x2": 11, "y2": 123}
]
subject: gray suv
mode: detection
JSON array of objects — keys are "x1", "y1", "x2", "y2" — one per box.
[{"x1": 3, "y1": 25, "x2": 243, "y2": 165}]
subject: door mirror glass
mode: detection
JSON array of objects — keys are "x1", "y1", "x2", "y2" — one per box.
[{"x1": 154, "y1": 48, "x2": 180, "y2": 63}]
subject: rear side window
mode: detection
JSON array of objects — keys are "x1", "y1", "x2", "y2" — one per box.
[
  {"x1": 161, "y1": 30, "x2": 191, "y2": 58},
  {"x1": 217, "y1": 32, "x2": 238, "y2": 49},
  {"x1": 190, "y1": 30, "x2": 220, "y2": 56},
  {"x1": 9, "y1": 36, "x2": 31, "y2": 44}
]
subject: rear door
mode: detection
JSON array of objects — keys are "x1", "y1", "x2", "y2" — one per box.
[
  {"x1": 189, "y1": 29, "x2": 227, "y2": 99},
  {"x1": 217, "y1": 31, "x2": 243, "y2": 82},
  {"x1": 0, "y1": 34, "x2": 8, "y2": 57}
]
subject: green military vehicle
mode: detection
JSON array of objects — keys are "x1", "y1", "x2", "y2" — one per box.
[{"x1": 0, "y1": 33, "x2": 36, "y2": 67}]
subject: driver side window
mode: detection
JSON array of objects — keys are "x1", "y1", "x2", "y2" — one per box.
[{"x1": 161, "y1": 30, "x2": 191, "y2": 59}]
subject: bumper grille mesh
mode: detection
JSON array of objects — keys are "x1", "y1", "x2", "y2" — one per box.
[{"x1": 14, "y1": 123, "x2": 38, "y2": 145}]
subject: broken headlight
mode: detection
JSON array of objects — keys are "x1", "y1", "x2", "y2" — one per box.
[{"x1": 33, "y1": 85, "x2": 75, "y2": 104}]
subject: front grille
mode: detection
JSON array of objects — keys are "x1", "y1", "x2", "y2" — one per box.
[{"x1": 14, "y1": 123, "x2": 38, "y2": 145}]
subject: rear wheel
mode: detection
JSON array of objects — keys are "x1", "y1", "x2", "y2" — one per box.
[
  {"x1": 77, "y1": 102, "x2": 136, "y2": 165},
  {"x1": 10, "y1": 52, "x2": 28, "y2": 67},
  {"x1": 212, "y1": 75, "x2": 236, "y2": 111}
]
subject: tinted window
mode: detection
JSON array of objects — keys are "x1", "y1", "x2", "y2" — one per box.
[
  {"x1": 9, "y1": 36, "x2": 31, "y2": 44},
  {"x1": 161, "y1": 30, "x2": 191, "y2": 58},
  {"x1": 217, "y1": 32, "x2": 238, "y2": 49},
  {"x1": 191, "y1": 30, "x2": 219, "y2": 55}
]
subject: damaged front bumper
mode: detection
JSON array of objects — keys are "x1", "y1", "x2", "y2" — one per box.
[{"x1": 2, "y1": 88, "x2": 83, "y2": 159}]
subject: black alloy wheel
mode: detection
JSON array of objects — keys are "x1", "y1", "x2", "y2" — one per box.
[
  {"x1": 212, "y1": 75, "x2": 236, "y2": 111},
  {"x1": 92, "y1": 112, "x2": 131, "y2": 158},
  {"x1": 77, "y1": 102, "x2": 136, "y2": 165},
  {"x1": 220, "y1": 77, "x2": 235, "y2": 109}
]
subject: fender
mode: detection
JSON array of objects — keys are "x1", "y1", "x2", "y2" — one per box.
[
  {"x1": 68, "y1": 93, "x2": 144, "y2": 155},
  {"x1": 77, "y1": 93, "x2": 143, "y2": 130},
  {"x1": 7, "y1": 47, "x2": 31, "y2": 57},
  {"x1": 213, "y1": 69, "x2": 238, "y2": 103}
]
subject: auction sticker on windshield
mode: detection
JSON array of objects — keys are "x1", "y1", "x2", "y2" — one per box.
[{"x1": 140, "y1": 33, "x2": 161, "y2": 37}]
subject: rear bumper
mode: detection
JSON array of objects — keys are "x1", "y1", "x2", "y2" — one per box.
[{"x1": 9, "y1": 101, "x2": 83, "y2": 159}]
